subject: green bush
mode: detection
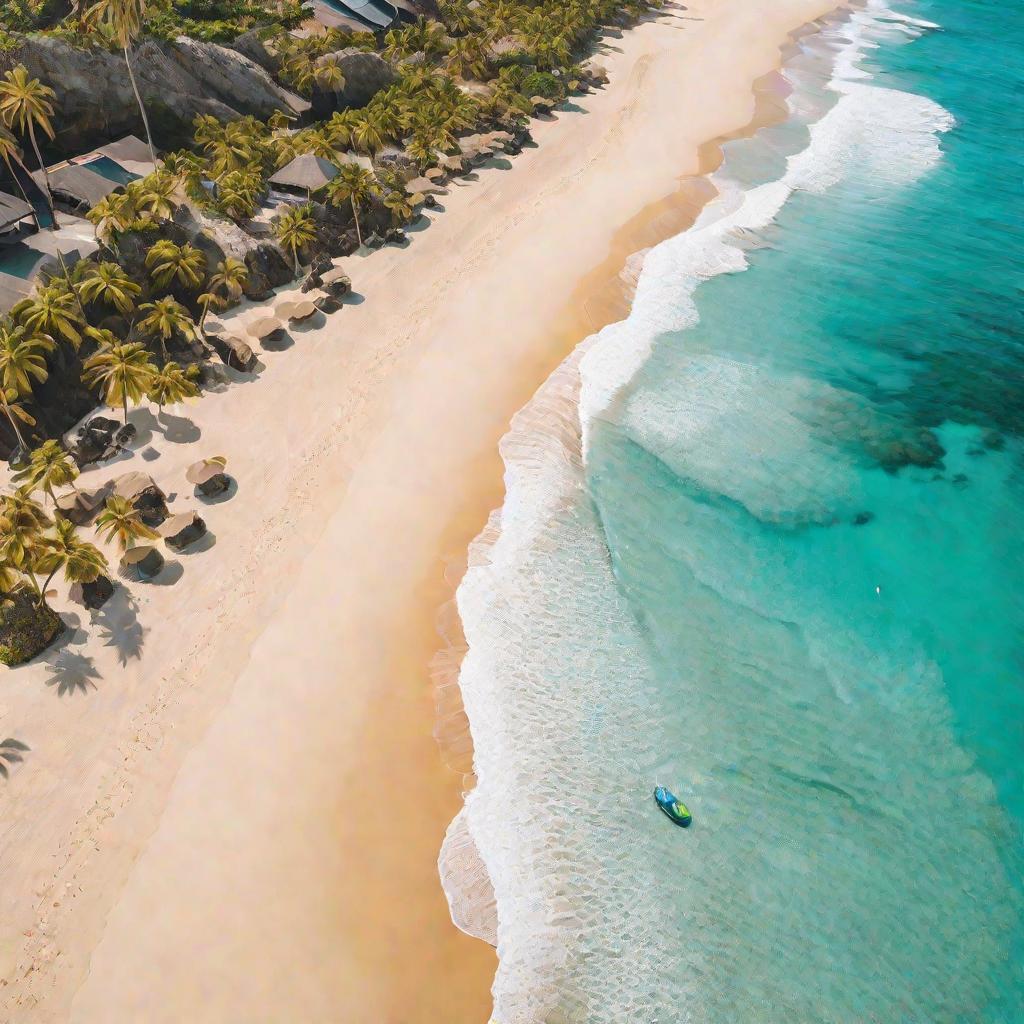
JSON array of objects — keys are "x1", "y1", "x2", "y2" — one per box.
[
  {"x1": 520, "y1": 70, "x2": 562, "y2": 100},
  {"x1": 0, "y1": 594, "x2": 64, "y2": 668}
]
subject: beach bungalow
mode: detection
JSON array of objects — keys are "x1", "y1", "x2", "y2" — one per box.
[
  {"x1": 0, "y1": 192, "x2": 36, "y2": 239},
  {"x1": 313, "y1": 0, "x2": 400, "y2": 31},
  {"x1": 269, "y1": 153, "x2": 339, "y2": 198},
  {"x1": 31, "y1": 134, "x2": 158, "y2": 217}
]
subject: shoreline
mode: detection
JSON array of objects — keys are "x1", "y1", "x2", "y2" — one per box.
[{"x1": 0, "y1": 3, "x2": 843, "y2": 1020}]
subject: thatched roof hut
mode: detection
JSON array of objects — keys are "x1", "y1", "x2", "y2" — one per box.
[{"x1": 269, "y1": 154, "x2": 338, "y2": 195}]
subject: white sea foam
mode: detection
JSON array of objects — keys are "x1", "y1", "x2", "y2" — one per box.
[{"x1": 440, "y1": 6, "x2": 992, "y2": 1022}]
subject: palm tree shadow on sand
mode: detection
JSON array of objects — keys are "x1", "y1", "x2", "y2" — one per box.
[
  {"x1": 92, "y1": 588, "x2": 146, "y2": 666},
  {"x1": 44, "y1": 649, "x2": 101, "y2": 697},
  {"x1": 0, "y1": 738, "x2": 30, "y2": 779}
]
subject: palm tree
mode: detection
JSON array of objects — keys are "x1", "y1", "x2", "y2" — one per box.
[
  {"x1": 12, "y1": 440, "x2": 79, "y2": 505},
  {"x1": 352, "y1": 112, "x2": 387, "y2": 156},
  {"x1": 145, "y1": 239, "x2": 206, "y2": 291},
  {"x1": 82, "y1": 340, "x2": 156, "y2": 424},
  {"x1": 147, "y1": 361, "x2": 198, "y2": 413},
  {"x1": 135, "y1": 169, "x2": 176, "y2": 221},
  {"x1": 0, "y1": 488, "x2": 50, "y2": 605},
  {"x1": 326, "y1": 109, "x2": 360, "y2": 149},
  {"x1": 209, "y1": 257, "x2": 249, "y2": 303},
  {"x1": 382, "y1": 188, "x2": 415, "y2": 227},
  {"x1": 83, "y1": 0, "x2": 157, "y2": 164},
  {"x1": 196, "y1": 290, "x2": 221, "y2": 333},
  {"x1": 273, "y1": 204, "x2": 317, "y2": 276},
  {"x1": 36, "y1": 518, "x2": 110, "y2": 598},
  {"x1": 446, "y1": 37, "x2": 489, "y2": 80},
  {"x1": 0, "y1": 126, "x2": 39, "y2": 229},
  {"x1": 12, "y1": 286, "x2": 85, "y2": 351},
  {"x1": 137, "y1": 296, "x2": 195, "y2": 361},
  {"x1": 325, "y1": 164, "x2": 377, "y2": 248},
  {"x1": 78, "y1": 261, "x2": 142, "y2": 314},
  {"x1": 0, "y1": 320, "x2": 53, "y2": 451},
  {"x1": 314, "y1": 56, "x2": 346, "y2": 99},
  {"x1": 87, "y1": 191, "x2": 138, "y2": 247},
  {"x1": 0, "y1": 66, "x2": 59, "y2": 228},
  {"x1": 94, "y1": 494, "x2": 158, "y2": 551}
]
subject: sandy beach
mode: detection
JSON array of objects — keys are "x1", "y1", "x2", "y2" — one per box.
[{"x1": 1, "y1": 1, "x2": 841, "y2": 1020}]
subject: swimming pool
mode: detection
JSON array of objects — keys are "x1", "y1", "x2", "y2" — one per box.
[
  {"x1": 0, "y1": 242, "x2": 45, "y2": 280},
  {"x1": 78, "y1": 155, "x2": 140, "y2": 186}
]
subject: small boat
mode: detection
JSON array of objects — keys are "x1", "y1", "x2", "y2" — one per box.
[{"x1": 654, "y1": 786, "x2": 692, "y2": 828}]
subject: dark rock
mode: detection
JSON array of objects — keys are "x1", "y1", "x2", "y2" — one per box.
[
  {"x1": 314, "y1": 294, "x2": 342, "y2": 315},
  {"x1": 134, "y1": 486, "x2": 170, "y2": 528},
  {"x1": 853, "y1": 511, "x2": 874, "y2": 526},
  {"x1": 70, "y1": 576, "x2": 115, "y2": 610},
  {"x1": 210, "y1": 334, "x2": 258, "y2": 373},
  {"x1": 197, "y1": 472, "x2": 231, "y2": 498},
  {"x1": 114, "y1": 423, "x2": 137, "y2": 448},
  {"x1": 952, "y1": 473, "x2": 969, "y2": 488},
  {"x1": 982, "y1": 430, "x2": 1005, "y2": 451},
  {"x1": 0, "y1": 593, "x2": 64, "y2": 667}
]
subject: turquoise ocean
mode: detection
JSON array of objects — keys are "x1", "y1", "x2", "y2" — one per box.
[{"x1": 442, "y1": 2, "x2": 1024, "y2": 1020}]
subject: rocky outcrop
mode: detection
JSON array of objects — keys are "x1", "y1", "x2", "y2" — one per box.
[
  {"x1": 312, "y1": 48, "x2": 397, "y2": 113},
  {"x1": 0, "y1": 33, "x2": 308, "y2": 153},
  {"x1": 170, "y1": 204, "x2": 295, "y2": 300}
]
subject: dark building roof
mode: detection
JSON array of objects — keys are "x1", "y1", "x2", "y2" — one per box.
[
  {"x1": 33, "y1": 164, "x2": 120, "y2": 208},
  {"x1": 0, "y1": 190, "x2": 33, "y2": 231},
  {"x1": 96, "y1": 134, "x2": 154, "y2": 168}
]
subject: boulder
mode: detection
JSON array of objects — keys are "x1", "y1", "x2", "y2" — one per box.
[
  {"x1": 70, "y1": 576, "x2": 115, "y2": 610},
  {"x1": 0, "y1": 34, "x2": 308, "y2": 152},
  {"x1": 197, "y1": 472, "x2": 231, "y2": 498},
  {"x1": 581, "y1": 60, "x2": 609, "y2": 85},
  {"x1": 314, "y1": 49, "x2": 398, "y2": 110},
  {"x1": 210, "y1": 333, "x2": 258, "y2": 373},
  {"x1": 0, "y1": 593, "x2": 64, "y2": 667},
  {"x1": 230, "y1": 28, "x2": 280, "y2": 75},
  {"x1": 314, "y1": 294, "x2": 342, "y2": 315},
  {"x1": 171, "y1": 204, "x2": 293, "y2": 300},
  {"x1": 69, "y1": 415, "x2": 123, "y2": 467},
  {"x1": 321, "y1": 268, "x2": 352, "y2": 300}
]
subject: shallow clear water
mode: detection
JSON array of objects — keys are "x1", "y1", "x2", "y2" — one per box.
[{"x1": 448, "y1": 3, "x2": 1024, "y2": 1021}]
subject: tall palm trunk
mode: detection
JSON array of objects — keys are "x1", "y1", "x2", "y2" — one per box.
[
  {"x1": 27, "y1": 121, "x2": 58, "y2": 229},
  {"x1": 123, "y1": 44, "x2": 157, "y2": 164},
  {"x1": 1, "y1": 395, "x2": 27, "y2": 450},
  {"x1": 351, "y1": 198, "x2": 363, "y2": 247},
  {"x1": 2, "y1": 153, "x2": 39, "y2": 230}
]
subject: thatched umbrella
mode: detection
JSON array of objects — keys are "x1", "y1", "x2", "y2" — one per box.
[
  {"x1": 248, "y1": 316, "x2": 286, "y2": 345},
  {"x1": 120, "y1": 545, "x2": 165, "y2": 581},
  {"x1": 405, "y1": 175, "x2": 445, "y2": 195},
  {"x1": 187, "y1": 456, "x2": 231, "y2": 498},
  {"x1": 158, "y1": 510, "x2": 208, "y2": 551}
]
